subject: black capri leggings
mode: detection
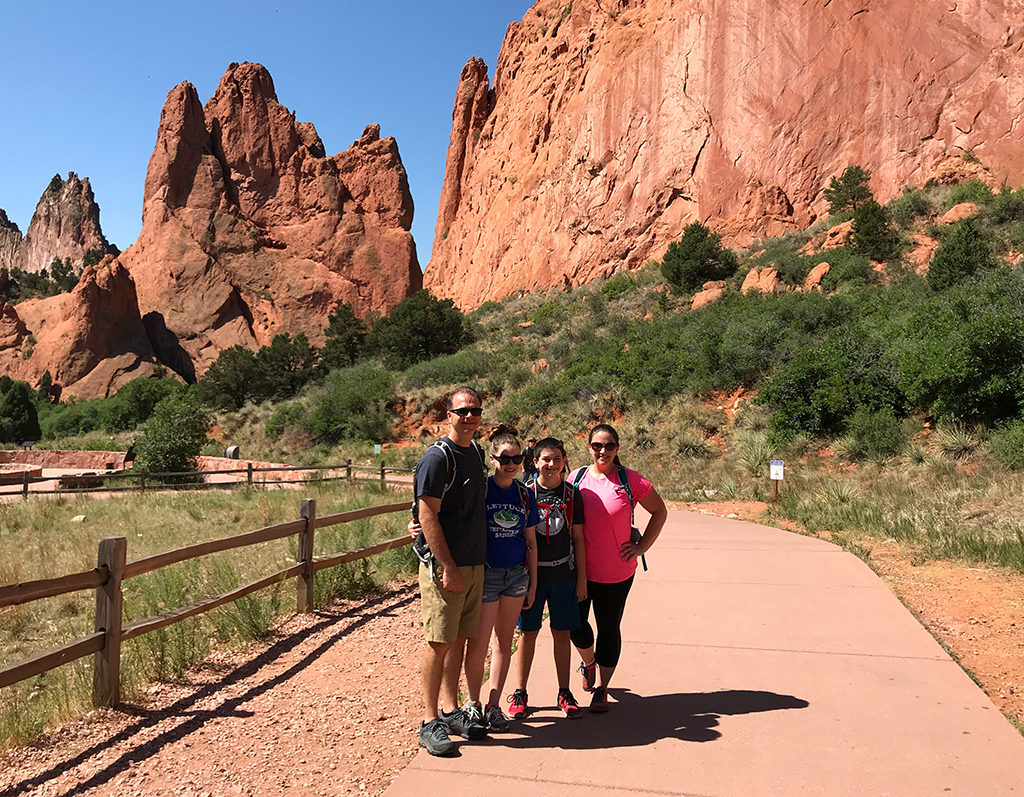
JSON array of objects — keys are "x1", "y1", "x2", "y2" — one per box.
[{"x1": 570, "y1": 576, "x2": 634, "y2": 668}]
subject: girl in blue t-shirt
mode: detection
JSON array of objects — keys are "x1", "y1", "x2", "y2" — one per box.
[{"x1": 463, "y1": 425, "x2": 539, "y2": 729}]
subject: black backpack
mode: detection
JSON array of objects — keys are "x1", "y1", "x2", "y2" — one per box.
[{"x1": 411, "y1": 438, "x2": 487, "y2": 580}]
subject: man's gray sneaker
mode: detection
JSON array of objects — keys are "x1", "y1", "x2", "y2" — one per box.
[
  {"x1": 418, "y1": 719, "x2": 454, "y2": 756},
  {"x1": 484, "y1": 703, "x2": 509, "y2": 730},
  {"x1": 439, "y1": 706, "x2": 488, "y2": 739}
]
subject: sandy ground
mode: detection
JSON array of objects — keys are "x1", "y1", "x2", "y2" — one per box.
[{"x1": 1, "y1": 503, "x2": 1021, "y2": 796}]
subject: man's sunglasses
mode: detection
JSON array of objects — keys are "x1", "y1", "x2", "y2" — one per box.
[
  {"x1": 589, "y1": 442, "x2": 619, "y2": 452},
  {"x1": 449, "y1": 407, "x2": 483, "y2": 417},
  {"x1": 492, "y1": 453, "x2": 525, "y2": 465}
]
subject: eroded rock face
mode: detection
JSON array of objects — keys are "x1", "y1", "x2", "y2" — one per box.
[
  {"x1": 426, "y1": 0, "x2": 1024, "y2": 308},
  {"x1": 9, "y1": 174, "x2": 117, "y2": 274},
  {"x1": 0, "y1": 210, "x2": 21, "y2": 273},
  {"x1": 119, "y1": 62, "x2": 421, "y2": 380},
  {"x1": 0, "y1": 258, "x2": 162, "y2": 398}
]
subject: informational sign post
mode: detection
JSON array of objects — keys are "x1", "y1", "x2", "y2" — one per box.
[
  {"x1": 374, "y1": 443, "x2": 382, "y2": 455},
  {"x1": 769, "y1": 460, "x2": 784, "y2": 502}
]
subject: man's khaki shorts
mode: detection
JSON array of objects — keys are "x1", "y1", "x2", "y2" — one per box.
[{"x1": 419, "y1": 563, "x2": 485, "y2": 643}]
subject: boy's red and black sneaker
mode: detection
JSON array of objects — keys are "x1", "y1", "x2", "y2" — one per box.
[
  {"x1": 579, "y1": 659, "x2": 597, "y2": 692},
  {"x1": 507, "y1": 689, "x2": 528, "y2": 719},
  {"x1": 557, "y1": 688, "x2": 582, "y2": 719}
]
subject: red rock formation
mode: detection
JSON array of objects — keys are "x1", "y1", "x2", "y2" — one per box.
[
  {"x1": 804, "y1": 262, "x2": 831, "y2": 293},
  {"x1": 938, "y1": 203, "x2": 981, "y2": 225},
  {"x1": 0, "y1": 210, "x2": 21, "y2": 274},
  {"x1": 10, "y1": 173, "x2": 117, "y2": 274},
  {"x1": 119, "y1": 62, "x2": 420, "y2": 380},
  {"x1": 0, "y1": 257, "x2": 162, "y2": 398},
  {"x1": 741, "y1": 268, "x2": 780, "y2": 295},
  {"x1": 426, "y1": 0, "x2": 1024, "y2": 308},
  {"x1": 691, "y1": 280, "x2": 727, "y2": 309}
]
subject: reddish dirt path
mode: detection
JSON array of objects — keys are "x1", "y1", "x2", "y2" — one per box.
[{"x1": 0, "y1": 585, "x2": 424, "y2": 797}]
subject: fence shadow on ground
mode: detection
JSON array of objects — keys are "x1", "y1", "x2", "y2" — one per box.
[
  {"x1": 1, "y1": 585, "x2": 417, "y2": 797},
  {"x1": 496, "y1": 688, "x2": 810, "y2": 750}
]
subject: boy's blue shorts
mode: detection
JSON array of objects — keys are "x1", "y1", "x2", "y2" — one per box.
[{"x1": 518, "y1": 578, "x2": 579, "y2": 632}]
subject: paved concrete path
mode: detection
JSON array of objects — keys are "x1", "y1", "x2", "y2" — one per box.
[{"x1": 385, "y1": 509, "x2": 1024, "y2": 796}]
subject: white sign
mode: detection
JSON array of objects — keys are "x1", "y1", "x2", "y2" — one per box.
[
  {"x1": 374, "y1": 444, "x2": 382, "y2": 455},
  {"x1": 769, "y1": 460, "x2": 784, "y2": 481}
]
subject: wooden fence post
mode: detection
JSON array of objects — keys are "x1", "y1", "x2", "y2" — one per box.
[
  {"x1": 346, "y1": 459, "x2": 352, "y2": 480},
  {"x1": 247, "y1": 462, "x2": 253, "y2": 486},
  {"x1": 140, "y1": 471, "x2": 147, "y2": 492},
  {"x1": 22, "y1": 470, "x2": 29, "y2": 500},
  {"x1": 93, "y1": 536, "x2": 127, "y2": 707},
  {"x1": 379, "y1": 461, "x2": 386, "y2": 487},
  {"x1": 297, "y1": 499, "x2": 316, "y2": 614}
]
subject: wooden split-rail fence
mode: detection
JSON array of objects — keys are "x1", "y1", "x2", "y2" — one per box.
[{"x1": 0, "y1": 498, "x2": 412, "y2": 707}]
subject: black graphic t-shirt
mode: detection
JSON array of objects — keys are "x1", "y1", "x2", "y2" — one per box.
[{"x1": 531, "y1": 481, "x2": 585, "y2": 581}]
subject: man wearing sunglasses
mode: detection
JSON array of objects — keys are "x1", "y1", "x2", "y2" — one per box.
[{"x1": 414, "y1": 387, "x2": 489, "y2": 756}]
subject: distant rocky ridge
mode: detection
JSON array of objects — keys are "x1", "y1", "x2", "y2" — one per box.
[
  {"x1": 0, "y1": 62, "x2": 420, "y2": 397},
  {"x1": 426, "y1": 0, "x2": 1024, "y2": 308},
  {"x1": 0, "y1": 173, "x2": 117, "y2": 275}
]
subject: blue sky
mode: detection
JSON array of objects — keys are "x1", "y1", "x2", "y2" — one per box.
[{"x1": 0, "y1": 0, "x2": 530, "y2": 266}]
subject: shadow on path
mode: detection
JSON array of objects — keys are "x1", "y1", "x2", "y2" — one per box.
[
  {"x1": 1, "y1": 585, "x2": 417, "y2": 797},
  {"x1": 498, "y1": 688, "x2": 809, "y2": 749}
]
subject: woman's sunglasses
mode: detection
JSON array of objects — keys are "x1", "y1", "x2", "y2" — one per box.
[
  {"x1": 492, "y1": 453, "x2": 525, "y2": 465},
  {"x1": 449, "y1": 407, "x2": 482, "y2": 417},
  {"x1": 589, "y1": 442, "x2": 619, "y2": 452}
]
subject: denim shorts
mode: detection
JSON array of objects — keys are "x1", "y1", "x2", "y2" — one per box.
[
  {"x1": 482, "y1": 564, "x2": 530, "y2": 603},
  {"x1": 518, "y1": 577, "x2": 580, "y2": 632}
]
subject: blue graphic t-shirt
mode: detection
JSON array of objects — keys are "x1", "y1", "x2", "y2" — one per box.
[{"x1": 486, "y1": 477, "x2": 540, "y2": 568}]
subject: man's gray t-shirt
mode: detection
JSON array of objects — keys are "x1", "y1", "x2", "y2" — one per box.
[{"x1": 414, "y1": 436, "x2": 487, "y2": 567}]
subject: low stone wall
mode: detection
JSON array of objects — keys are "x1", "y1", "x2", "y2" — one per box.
[{"x1": 0, "y1": 450, "x2": 124, "y2": 469}]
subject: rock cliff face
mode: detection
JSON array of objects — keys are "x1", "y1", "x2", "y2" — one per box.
[
  {"x1": 7, "y1": 174, "x2": 117, "y2": 274},
  {"x1": 118, "y1": 62, "x2": 421, "y2": 381},
  {"x1": 0, "y1": 210, "x2": 21, "y2": 273},
  {"x1": 0, "y1": 258, "x2": 161, "y2": 398},
  {"x1": 426, "y1": 0, "x2": 1024, "y2": 308}
]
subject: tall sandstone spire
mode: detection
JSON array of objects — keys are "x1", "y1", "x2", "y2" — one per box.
[
  {"x1": 119, "y1": 61, "x2": 421, "y2": 381},
  {"x1": 425, "y1": 0, "x2": 1024, "y2": 308}
]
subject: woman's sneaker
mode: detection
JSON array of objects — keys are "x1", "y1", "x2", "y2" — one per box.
[
  {"x1": 589, "y1": 685, "x2": 609, "y2": 713},
  {"x1": 463, "y1": 701, "x2": 485, "y2": 727},
  {"x1": 507, "y1": 689, "x2": 528, "y2": 719},
  {"x1": 557, "y1": 688, "x2": 582, "y2": 719},
  {"x1": 439, "y1": 706, "x2": 487, "y2": 739},
  {"x1": 484, "y1": 703, "x2": 509, "y2": 730},
  {"x1": 418, "y1": 719, "x2": 454, "y2": 756},
  {"x1": 579, "y1": 659, "x2": 597, "y2": 692}
]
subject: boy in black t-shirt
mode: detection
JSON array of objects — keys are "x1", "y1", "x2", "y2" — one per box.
[{"x1": 508, "y1": 437, "x2": 587, "y2": 719}]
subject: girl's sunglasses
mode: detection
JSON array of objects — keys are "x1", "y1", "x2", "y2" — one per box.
[
  {"x1": 449, "y1": 407, "x2": 482, "y2": 417},
  {"x1": 589, "y1": 442, "x2": 619, "y2": 452},
  {"x1": 492, "y1": 453, "x2": 525, "y2": 465}
]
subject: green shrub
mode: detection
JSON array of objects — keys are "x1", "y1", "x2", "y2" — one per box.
[
  {"x1": 900, "y1": 269, "x2": 1024, "y2": 424},
  {"x1": 368, "y1": 289, "x2": 469, "y2": 369},
  {"x1": 990, "y1": 419, "x2": 1024, "y2": 469},
  {"x1": 759, "y1": 327, "x2": 903, "y2": 439},
  {"x1": 945, "y1": 179, "x2": 993, "y2": 208},
  {"x1": 197, "y1": 346, "x2": 261, "y2": 410},
  {"x1": 305, "y1": 363, "x2": 395, "y2": 443},
  {"x1": 819, "y1": 247, "x2": 874, "y2": 290},
  {"x1": 0, "y1": 378, "x2": 41, "y2": 443},
  {"x1": 100, "y1": 377, "x2": 182, "y2": 432},
  {"x1": 601, "y1": 271, "x2": 636, "y2": 300},
  {"x1": 400, "y1": 348, "x2": 492, "y2": 390},
  {"x1": 253, "y1": 333, "x2": 321, "y2": 400},
  {"x1": 660, "y1": 222, "x2": 740, "y2": 293},
  {"x1": 850, "y1": 199, "x2": 900, "y2": 261},
  {"x1": 134, "y1": 393, "x2": 212, "y2": 479},
  {"x1": 988, "y1": 186, "x2": 1024, "y2": 224},
  {"x1": 843, "y1": 407, "x2": 907, "y2": 461},
  {"x1": 888, "y1": 188, "x2": 933, "y2": 227},
  {"x1": 927, "y1": 218, "x2": 997, "y2": 291}
]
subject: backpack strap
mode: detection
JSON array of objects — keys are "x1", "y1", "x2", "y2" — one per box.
[
  {"x1": 570, "y1": 466, "x2": 587, "y2": 489},
  {"x1": 515, "y1": 479, "x2": 530, "y2": 517},
  {"x1": 616, "y1": 464, "x2": 635, "y2": 507}
]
